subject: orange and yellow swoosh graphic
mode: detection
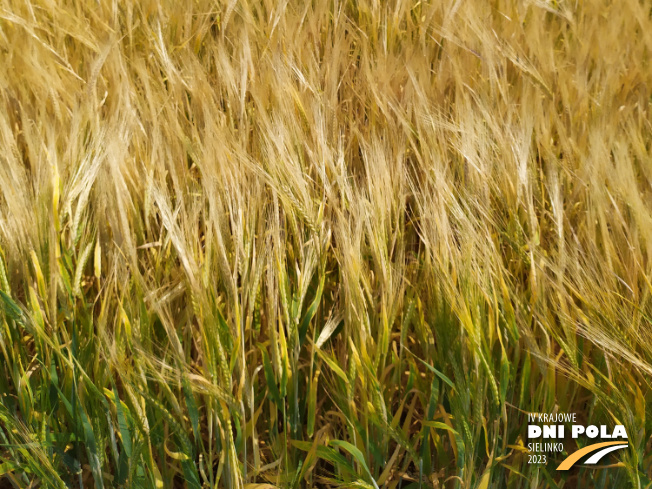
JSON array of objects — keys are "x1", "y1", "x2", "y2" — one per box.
[{"x1": 557, "y1": 442, "x2": 628, "y2": 470}]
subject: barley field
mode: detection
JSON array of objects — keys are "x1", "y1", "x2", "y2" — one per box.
[{"x1": 0, "y1": 0, "x2": 651, "y2": 488}]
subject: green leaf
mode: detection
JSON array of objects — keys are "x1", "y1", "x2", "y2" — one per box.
[
  {"x1": 78, "y1": 403, "x2": 104, "y2": 489},
  {"x1": 406, "y1": 349, "x2": 454, "y2": 389},
  {"x1": 291, "y1": 440, "x2": 355, "y2": 475},
  {"x1": 307, "y1": 371, "x2": 319, "y2": 438},
  {"x1": 298, "y1": 272, "x2": 325, "y2": 345},
  {"x1": 330, "y1": 440, "x2": 379, "y2": 489},
  {"x1": 0, "y1": 290, "x2": 24, "y2": 324},
  {"x1": 182, "y1": 374, "x2": 200, "y2": 444},
  {"x1": 259, "y1": 345, "x2": 282, "y2": 406},
  {"x1": 423, "y1": 421, "x2": 458, "y2": 434},
  {"x1": 114, "y1": 386, "x2": 132, "y2": 458},
  {"x1": 0, "y1": 461, "x2": 20, "y2": 476},
  {"x1": 314, "y1": 348, "x2": 348, "y2": 384}
]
